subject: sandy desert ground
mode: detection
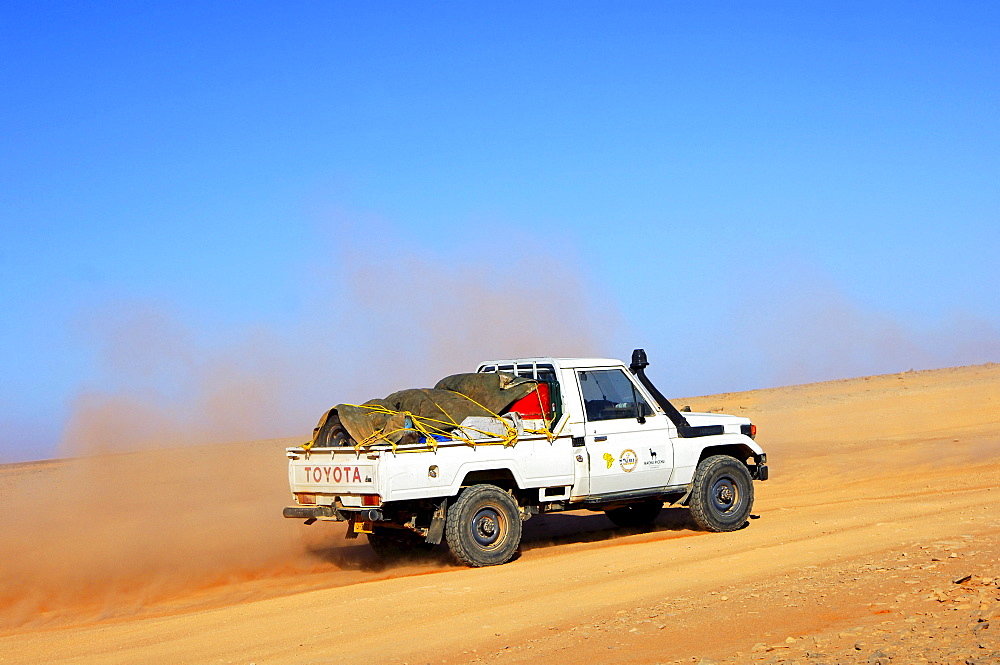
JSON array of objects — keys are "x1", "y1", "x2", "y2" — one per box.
[{"x1": 1, "y1": 363, "x2": 998, "y2": 664}]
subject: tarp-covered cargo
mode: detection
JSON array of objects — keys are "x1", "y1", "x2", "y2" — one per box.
[{"x1": 311, "y1": 372, "x2": 539, "y2": 448}]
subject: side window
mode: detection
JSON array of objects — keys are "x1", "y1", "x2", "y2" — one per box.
[{"x1": 578, "y1": 369, "x2": 653, "y2": 421}]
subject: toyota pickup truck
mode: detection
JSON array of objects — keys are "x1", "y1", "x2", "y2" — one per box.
[{"x1": 283, "y1": 349, "x2": 768, "y2": 566}]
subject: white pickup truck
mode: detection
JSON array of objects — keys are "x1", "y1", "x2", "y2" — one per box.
[{"x1": 283, "y1": 349, "x2": 768, "y2": 566}]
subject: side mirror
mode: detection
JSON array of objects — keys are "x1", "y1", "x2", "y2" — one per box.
[{"x1": 632, "y1": 384, "x2": 646, "y2": 424}]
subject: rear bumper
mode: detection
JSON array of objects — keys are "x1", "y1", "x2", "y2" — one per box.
[
  {"x1": 283, "y1": 505, "x2": 385, "y2": 522},
  {"x1": 283, "y1": 505, "x2": 338, "y2": 520}
]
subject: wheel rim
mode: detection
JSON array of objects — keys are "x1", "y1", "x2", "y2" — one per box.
[
  {"x1": 471, "y1": 504, "x2": 506, "y2": 548},
  {"x1": 711, "y1": 475, "x2": 740, "y2": 514}
]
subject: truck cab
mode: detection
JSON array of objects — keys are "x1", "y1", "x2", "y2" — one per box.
[{"x1": 284, "y1": 349, "x2": 768, "y2": 566}]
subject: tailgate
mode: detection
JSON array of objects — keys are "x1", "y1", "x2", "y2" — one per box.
[{"x1": 288, "y1": 451, "x2": 377, "y2": 495}]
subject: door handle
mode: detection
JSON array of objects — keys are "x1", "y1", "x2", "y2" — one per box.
[{"x1": 594, "y1": 435, "x2": 607, "y2": 442}]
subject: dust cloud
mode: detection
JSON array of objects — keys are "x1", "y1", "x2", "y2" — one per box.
[
  {"x1": 745, "y1": 288, "x2": 1000, "y2": 389},
  {"x1": 329, "y1": 219, "x2": 612, "y2": 386},
  {"x1": 0, "y1": 440, "x2": 317, "y2": 629},
  {"x1": 0, "y1": 219, "x2": 615, "y2": 629},
  {"x1": 59, "y1": 305, "x2": 302, "y2": 456},
  {"x1": 675, "y1": 267, "x2": 1000, "y2": 395}
]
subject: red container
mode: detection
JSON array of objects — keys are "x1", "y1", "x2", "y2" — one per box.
[{"x1": 507, "y1": 383, "x2": 551, "y2": 419}]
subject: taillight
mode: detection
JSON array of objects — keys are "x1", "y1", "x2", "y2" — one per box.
[
  {"x1": 295, "y1": 493, "x2": 316, "y2": 505},
  {"x1": 361, "y1": 494, "x2": 382, "y2": 507}
]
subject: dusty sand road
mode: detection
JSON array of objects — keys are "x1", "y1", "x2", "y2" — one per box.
[{"x1": 1, "y1": 363, "x2": 998, "y2": 664}]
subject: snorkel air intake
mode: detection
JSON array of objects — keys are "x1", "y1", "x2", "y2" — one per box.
[
  {"x1": 629, "y1": 348, "x2": 722, "y2": 438},
  {"x1": 630, "y1": 349, "x2": 690, "y2": 429}
]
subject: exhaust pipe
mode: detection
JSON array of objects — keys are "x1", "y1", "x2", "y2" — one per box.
[{"x1": 359, "y1": 508, "x2": 383, "y2": 522}]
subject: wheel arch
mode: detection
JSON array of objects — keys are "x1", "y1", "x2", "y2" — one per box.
[
  {"x1": 459, "y1": 468, "x2": 520, "y2": 492},
  {"x1": 698, "y1": 443, "x2": 756, "y2": 467}
]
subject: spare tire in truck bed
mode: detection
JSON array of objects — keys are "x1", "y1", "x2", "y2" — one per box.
[{"x1": 311, "y1": 372, "x2": 539, "y2": 448}]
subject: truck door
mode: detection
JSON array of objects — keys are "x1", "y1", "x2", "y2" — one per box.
[{"x1": 577, "y1": 368, "x2": 674, "y2": 496}]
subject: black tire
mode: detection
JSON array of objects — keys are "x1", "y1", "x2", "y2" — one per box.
[
  {"x1": 314, "y1": 422, "x2": 352, "y2": 448},
  {"x1": 605, "y1": 500, "x2": 663, "y2": 528},
  {"x1": 445, "y1": 484, "x2": 522, "y2": 567},
  {"x1": 367, "y1": 527, "x2": 434, "y2": 560},
  {"x1": 688, "y1": 454, "x2": 754, "y2": 532}
]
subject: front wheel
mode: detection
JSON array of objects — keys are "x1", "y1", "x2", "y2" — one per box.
[
  {"x1": 688, "y1": 455, "x2": 754, "y2": 532},
  {"x1": 445, "y1": 484, "x2": 522, "y2": 567}
]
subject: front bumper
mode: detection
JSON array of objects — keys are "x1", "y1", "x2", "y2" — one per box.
[{"x1": 751, "y1": 454, "x2": 769, "y2": 481}]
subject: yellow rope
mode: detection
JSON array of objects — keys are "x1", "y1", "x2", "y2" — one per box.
[
  {"x1": 302, "y1": 383, "x2": 569, "y2": 453},
  {"x1": 342, "y1": 387, "x2": 537, "y2": 451}
]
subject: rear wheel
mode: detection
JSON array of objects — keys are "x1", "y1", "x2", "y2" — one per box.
[
  {"x1": 445, "y1": 484, "x2": 522, "y2": 567},
  {"x1": 688, "y1": 455, "x2": 754, "y2": 532},
  {"x1": 605, "y1": 500, "x2": 663, "y2": 528}
]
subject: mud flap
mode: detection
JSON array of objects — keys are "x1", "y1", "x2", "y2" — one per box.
[
  {"x1": 676, "y1": 484, "x2": 694, "y2": 507},
  {"x1": 345, "y1": 515, "x2": 360, "y2": 539},
  {"x1": 425, "y1": 498, "x2": 448, "y2": 545}
]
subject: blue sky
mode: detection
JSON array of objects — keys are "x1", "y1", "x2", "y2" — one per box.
[{"x1": 2, "y1": 2, "x2": 998, "y2": 461}]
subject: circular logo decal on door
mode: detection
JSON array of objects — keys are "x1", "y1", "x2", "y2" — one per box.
[{"x1": 619, "y1": 449, "x2": 638, "y2": 472}]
